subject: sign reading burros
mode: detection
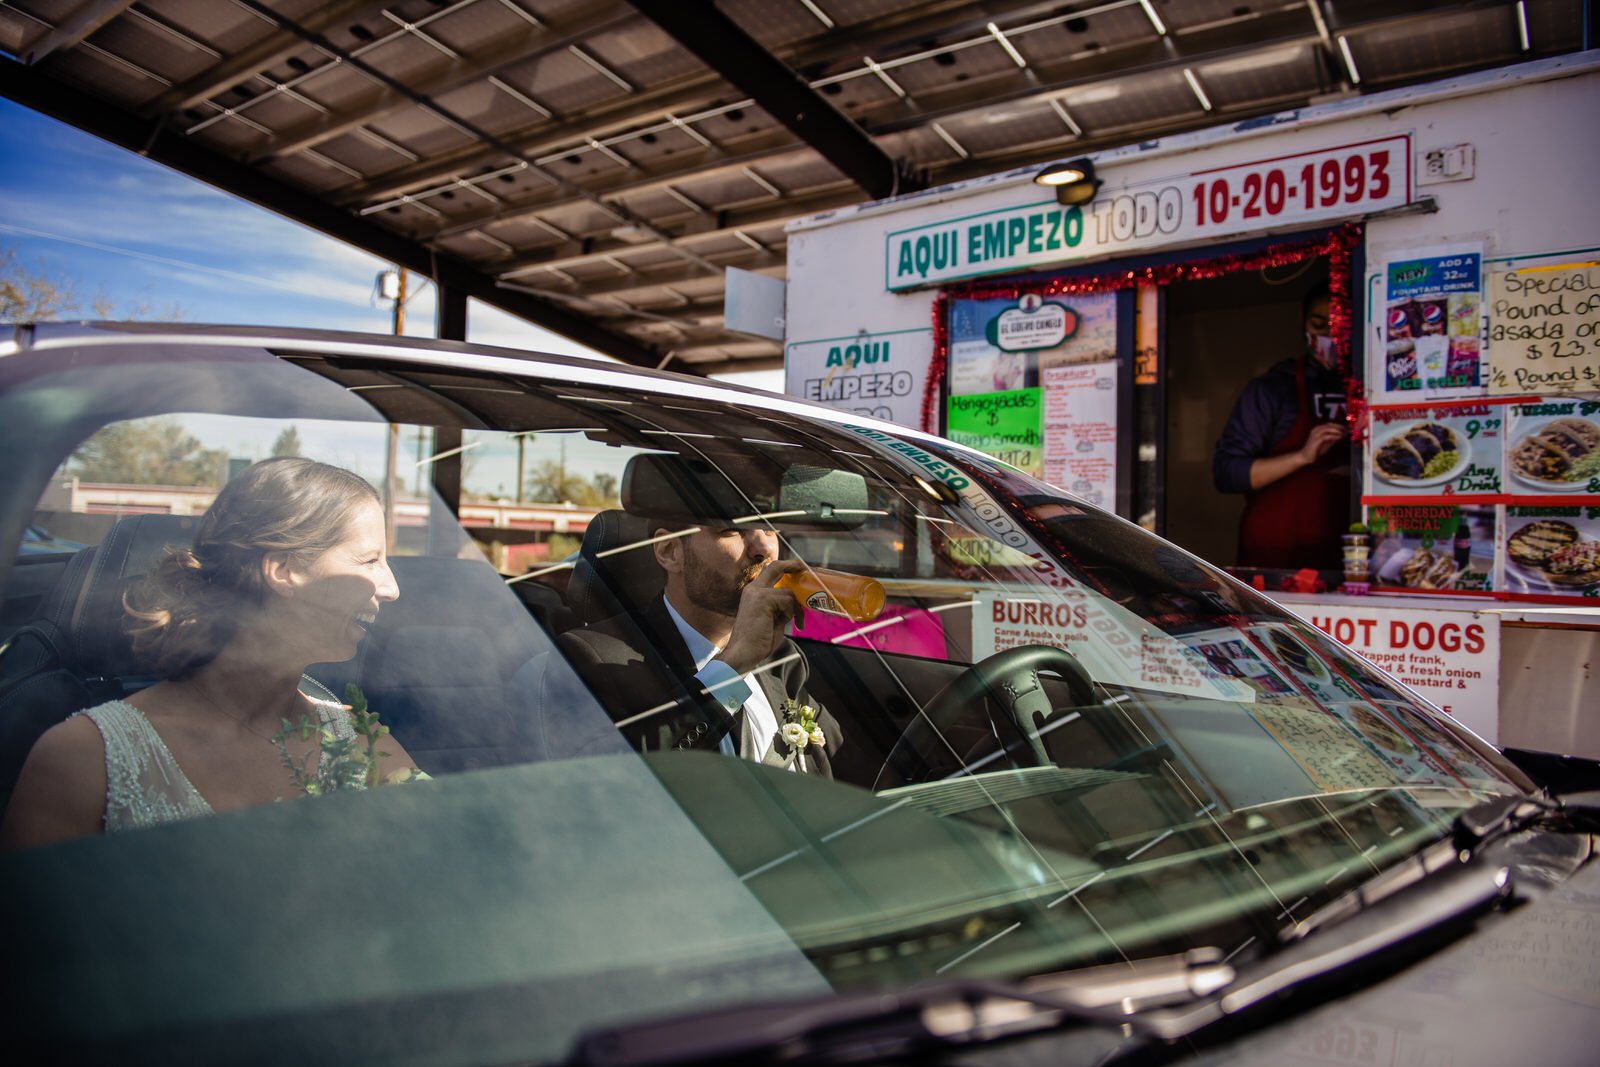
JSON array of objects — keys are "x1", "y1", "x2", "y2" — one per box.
[
  {"x1": 842, "y1": 425, "x2": 1250, "y2": 702},
  {"x1": 885, "y1": 135, "x2": 1411, "y2": 290}
]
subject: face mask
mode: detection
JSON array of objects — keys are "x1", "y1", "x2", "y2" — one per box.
[{"x1": 1307, "y1": 333, "x2": 1336, "y2": 368}]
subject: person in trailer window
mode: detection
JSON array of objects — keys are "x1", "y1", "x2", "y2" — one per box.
[{"x1": 1211, "y1": 281, "x2": 1351, "y2": 570}]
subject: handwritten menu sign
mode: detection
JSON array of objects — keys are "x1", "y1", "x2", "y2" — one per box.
[
  {"x1": 1042, "y1": 362, "x2": 1118, "y2": 509},
  {"x1": 947, "y1": 388, "x2": 1043, "y2": 476},
  {"x1": 1487, "y1": 262, "x2": 1600, "y2": 395}
]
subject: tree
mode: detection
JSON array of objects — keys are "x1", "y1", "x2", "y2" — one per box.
[
  {"x1": 0, "y1": 247, "x2": 79, "y2": 321},
  {"x1": 71, "y1": 417, "x2": 229, "y2": 487},
  {"x1": 521, "y1": 461, "x2": 620, "y2": 506},
  {"x1": 271, "y1": 425, "x2": 302, "y2": 457},
  {"x1": 0, "y1": 243, "x2": 187, "y2": 322}
]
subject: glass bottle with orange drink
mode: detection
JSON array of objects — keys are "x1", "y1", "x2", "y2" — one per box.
[{"x1": 774, "y1": 567, "x2": 885, "y2": 623}]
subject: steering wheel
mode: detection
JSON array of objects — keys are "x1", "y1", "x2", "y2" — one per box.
[{"x1": 873, "y1": 644, "x2": 1096, "y2": 791}]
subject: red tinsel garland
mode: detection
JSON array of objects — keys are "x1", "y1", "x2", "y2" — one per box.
[{"x1": 923, "y1": 225, "x2": 1365, "y2": 436}]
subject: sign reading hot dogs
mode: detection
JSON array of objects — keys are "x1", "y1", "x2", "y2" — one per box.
[{"x1": 1281, "y1": 603, "x2": 1500, "y2": 742}]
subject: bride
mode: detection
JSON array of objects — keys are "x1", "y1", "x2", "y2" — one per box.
[{"x1": 2, "y1": 456, "x2": 421, "y2": 849}]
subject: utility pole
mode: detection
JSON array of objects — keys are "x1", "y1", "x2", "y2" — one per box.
[
  {"x1": 379, "y1": 267, "x2": 407, "y2": 548},
  {"x1": 515, "y1": 432, "x2": 526, "y2": 503}
]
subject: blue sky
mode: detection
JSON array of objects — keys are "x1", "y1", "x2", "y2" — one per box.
[
  {"x1": 0, "y1": 98, "x2": 778, "y2": 494},
  {"x1": 0, "y1": 98, "x2": 780, "y2": 387}
]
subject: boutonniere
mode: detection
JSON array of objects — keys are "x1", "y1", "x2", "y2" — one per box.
[{"x1": 780, "y1": 698, "x2": 826, "y2": 751}]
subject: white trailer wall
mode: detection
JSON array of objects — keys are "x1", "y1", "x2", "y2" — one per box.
[{"x1": 784, "y1": 53, "x2": 1600, "y2": 429}]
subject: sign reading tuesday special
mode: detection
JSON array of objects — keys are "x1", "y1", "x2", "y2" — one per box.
[{"x1": 885, "y1": 135, "x2": 1412, "y2": 290}]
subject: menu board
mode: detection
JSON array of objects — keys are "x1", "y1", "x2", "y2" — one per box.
[
  {"x1": 1502, "y1": 504, "x2": 1600, "y2": 601},
  {"x1": 1247, "y1": 623, "x2": 1469, "y2": 788},
  {"x1": 1375, "y1": 245, "x2": 1484, "y2": 400},
  {"x1": 1365, "y1": 399, "x2": 1502, "y2": 500},
  {"x1": 1042, "y1": 362, "x2": 1118, "y2": 509},
  {"x1": 1244, "y1": 700, "x2": 1399, "y2": 793},
  {"x1": 1486, "y1": 261, "x2": 1600, "y2": 396},
  {"x1": 1365, "y1": 503, "x2": 1496, "y2": 595},
  {"x1": 970, "y1": 591, "x2": 1254, "y2": 703},
  {"x1": 947, "y1": 388, "x2": 1043, "y2": 476}
]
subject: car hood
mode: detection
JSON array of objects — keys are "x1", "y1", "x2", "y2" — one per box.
[{"x1": 1185, "y1": 849, "x2": 1600, "y2": 1067}]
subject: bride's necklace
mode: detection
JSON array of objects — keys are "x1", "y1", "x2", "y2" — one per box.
[{"x1": 191, "y1": 680, "x2": 282, "y2": 745}]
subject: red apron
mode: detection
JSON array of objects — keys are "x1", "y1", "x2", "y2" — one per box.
[{"x1": 1237, "y1": 360, "x2": 1349, "y2": 570}]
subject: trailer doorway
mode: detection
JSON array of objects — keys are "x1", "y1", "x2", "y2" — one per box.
[{"x1": 1161, "y1": 256, "x2": 1332, "y2": 569}]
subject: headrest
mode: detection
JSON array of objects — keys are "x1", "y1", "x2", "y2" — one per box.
[
  {"x1": 621, "y1": 453, "x2": 776, "y2": 524},
  {"x1": 69, "y1": 514, "x2": 200, "y2": 677},
  {"x1": 565, "y1": 510, "x2": 664, "y2": 627},
  {"x1": 621, "y1": 453, "x2": 871, "y2": 529}
]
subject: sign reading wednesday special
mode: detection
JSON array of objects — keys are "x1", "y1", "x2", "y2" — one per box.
[{"x1": 884, "y1": 135, "x2": 1412, "y2": 291}]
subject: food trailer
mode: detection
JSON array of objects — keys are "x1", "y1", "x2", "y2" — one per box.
[{"x1": 783, "y1": 53, "x2": 1600, "y2": 758}]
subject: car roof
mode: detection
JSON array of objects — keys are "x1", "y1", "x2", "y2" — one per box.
[{"x1": 4, "y1": 321, "x2": 969, "y2": 459}]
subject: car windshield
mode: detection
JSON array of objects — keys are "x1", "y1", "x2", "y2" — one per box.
[{"x1": 0, "y1": 329, "x2": 1528, "y2": 1063}]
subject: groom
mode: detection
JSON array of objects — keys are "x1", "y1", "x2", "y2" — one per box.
[{"x1": 559, "y1": 519, "x2": 841, "y2": 777}]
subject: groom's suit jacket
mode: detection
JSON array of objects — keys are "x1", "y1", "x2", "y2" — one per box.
[{"x1": 557, "y1": 597, "x2": 839, "y2": 778}]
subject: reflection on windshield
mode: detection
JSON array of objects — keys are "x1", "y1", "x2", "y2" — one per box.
[{"x1": 0, "y1": 340, "x2": 1529, "y2": 1060}]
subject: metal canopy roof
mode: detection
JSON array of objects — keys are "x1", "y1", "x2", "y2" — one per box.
[{"x1": 0, "y1": 0, "x2": 1590, "y2": 375}]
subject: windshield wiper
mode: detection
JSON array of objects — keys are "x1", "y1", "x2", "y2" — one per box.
[{"x1": 566, "y1": 949, "x2": 1233, "y2": 1067}]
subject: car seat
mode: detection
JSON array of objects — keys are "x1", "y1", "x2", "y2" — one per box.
[
  {"x1": 0, "y1": 516, "x2": 565, "y2": 818},
  {"x1": 0, "y1": 514, "x2": 197, "y2": 817},
  {"x1": 309, "y1": 554, "x2": 551, "y2": 775},
  {"x1": 563, "y1": 509, "x2": 663, "y2": 627}
]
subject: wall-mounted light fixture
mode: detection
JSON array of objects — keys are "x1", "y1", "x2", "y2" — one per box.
[{"x1": 1033, "y1": 157, "x2": 1101, "y2": 206}]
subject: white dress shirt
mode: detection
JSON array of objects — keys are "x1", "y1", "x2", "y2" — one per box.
[{"x1": 662, "y1": 595, "x2": 783, "y2": 763}]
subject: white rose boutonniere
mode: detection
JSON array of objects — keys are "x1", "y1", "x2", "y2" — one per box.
[
  {"x1": 780, "y1": 721, "x2": 810, "y2": 750},
  {"x1": 780, "y1": 699, "x2": 825, "y2": 750}
]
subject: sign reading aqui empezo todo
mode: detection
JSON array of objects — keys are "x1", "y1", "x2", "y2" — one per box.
[{"x1": 884, "y1": 136, "x2": 1412, "y2": 291}]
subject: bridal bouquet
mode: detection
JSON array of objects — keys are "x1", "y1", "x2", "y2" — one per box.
[{"x1": 274, "y1": 683, "x2": 428, "y2": 795}]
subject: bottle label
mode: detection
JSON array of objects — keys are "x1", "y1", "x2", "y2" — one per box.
[{"x1": 805, "y1": 590, "x2": 848, "y2": 616}]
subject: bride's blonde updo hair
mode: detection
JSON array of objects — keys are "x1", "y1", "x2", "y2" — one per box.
[{"x1": 124, "y1": 457, "x2": 382, "y2": 679}]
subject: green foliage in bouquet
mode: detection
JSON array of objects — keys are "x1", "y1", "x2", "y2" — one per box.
[{"x1": 273, "y1": 683, "x2": 427, "y2": 795}]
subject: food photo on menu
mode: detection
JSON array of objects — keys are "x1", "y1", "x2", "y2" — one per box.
[
  {"x1": 1366, "y1": 402, "x2": 1502, "y2": 495},
  {"x1": 1503, "y1": 505, "x2": 1600, "y2": 598},
  {"x1": 1366, "y1": 504, "x2": 1496, "y2": 593},
  {"x1": 1373, "y1": 421, "x2": 1466, "y2": 484},
  {"x1": 1505, "y1": 400, "x2": 1600, "y2": 494}
]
